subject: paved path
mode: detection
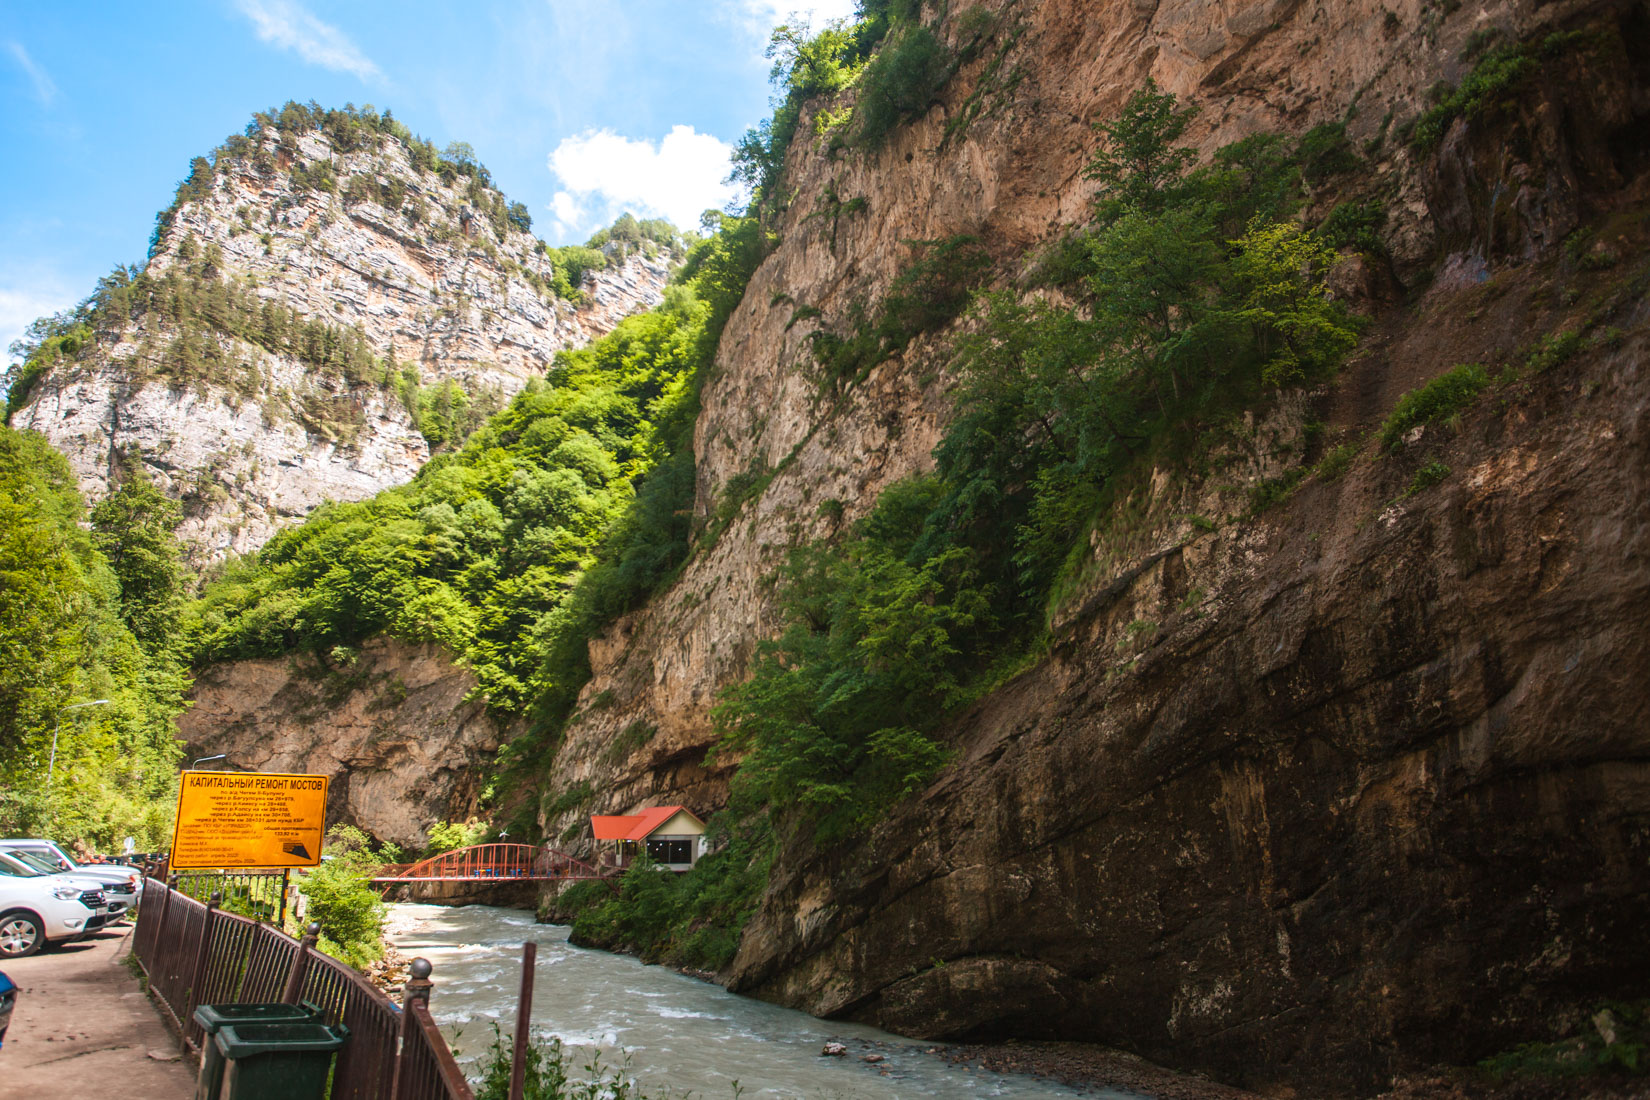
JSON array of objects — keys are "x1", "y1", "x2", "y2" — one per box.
[{"x1": 1, "y1": 924, "x2": 195, "y2": 1097}]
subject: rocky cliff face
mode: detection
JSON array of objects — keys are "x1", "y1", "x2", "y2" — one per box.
[
  {"x1": 178, "y1": 637, "x2": 513, "y2": 851},
  {"x1": 539, "y1": 0, "x2": 1650, "y2": 1092},
  {"x1": 13, "y1": 114, "x2": 672, "y2": 562}
]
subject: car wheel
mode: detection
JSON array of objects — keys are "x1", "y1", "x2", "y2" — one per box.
[{"x1": 0, "y1": 911, "x2": 44, "y2": 958}]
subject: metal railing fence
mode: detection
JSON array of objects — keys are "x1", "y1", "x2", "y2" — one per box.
[
  {"x1": 172, "y1": 868, "x2": 291, "y2": 924},
  {"x1": 132, "y1": 875, "x2": 473, "y2": 1100}
]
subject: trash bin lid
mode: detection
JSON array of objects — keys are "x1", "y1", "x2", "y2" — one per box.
[
  {"x1": 214, "y1": 1020, "x2": 350, "y2": 1059},
  {"x1": 193, "y1": 1002, "x2": 321, "y2": 1033}
]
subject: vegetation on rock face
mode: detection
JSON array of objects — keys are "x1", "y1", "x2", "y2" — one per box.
[
  {"x1": 554, "y1": 79, "x2": 1361, "y2": 957},
  {"x1": 705, "y1": 81, "x2": 1358, "y2": 849},
  {"x1": 0, "y1": 429, "x2": 186, "y2": 845},
  {"x1": 1409, "y1": 30, "x2": 1597, "y2": 152},
  {"x1": 733, "y1": 0, "x2": 959, "y2": 213},
  {"x1": 1380, "y1": 362, "x2": 1489, "y2": 450},
  {"x1": 187, "y1": 214, "x2": 765, "y2": 740}
]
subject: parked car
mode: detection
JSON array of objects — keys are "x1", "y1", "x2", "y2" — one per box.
[
  {"x1": 0, "y1": 856, "x2": 108, "y2": 958},
  {"x1": 0, "y1": 970, "x2": 14, "y2": 1047},
  {"x1": 0, "y1": 847, "x2": 133, "y2": 921},
  {"x1": 0, "y1": 839, "x2": 141, "y2": 913}
]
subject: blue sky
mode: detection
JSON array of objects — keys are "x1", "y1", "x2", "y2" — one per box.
[{"x1": 0, "y1": 0, "x2": 856, "y2": 361}]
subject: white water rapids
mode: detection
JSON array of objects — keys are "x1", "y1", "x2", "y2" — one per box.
[{"x1": 387, "y1": 903, "x2": 1145, "y2": 1100}]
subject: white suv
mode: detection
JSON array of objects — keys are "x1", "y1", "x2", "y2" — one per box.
[
  {"x1": 0, "y1": 854, "x2": 109, "y2": 958},
  {"x1": 0, "y1": 839, "x2": 141, "y2": 917}
]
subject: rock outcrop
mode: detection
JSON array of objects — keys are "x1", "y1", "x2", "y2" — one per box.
[
  {"x1": 13, "y1": 113, "x2": 673, "y2": 562},
  {"x1": 177, "y1": 637, "x2": 513, "y2": 851},
  {"x1": 536, "y1": 0, "x2": 1650, "y2": 1092}
]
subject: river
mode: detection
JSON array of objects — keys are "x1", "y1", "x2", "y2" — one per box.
[{"x1": 386, "y1": 903, "x2": 1141, "y2": 1100}]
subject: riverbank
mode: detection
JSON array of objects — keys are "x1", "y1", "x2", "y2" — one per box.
[
  {"x1": 937, "y1": 1042, "x2": 1261, "y2": 1099},
  {"x1": 0, "y1": 924, "x2": 194, "y2": 1097}
]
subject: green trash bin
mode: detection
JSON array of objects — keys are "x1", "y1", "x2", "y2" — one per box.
[
  {"x1": 213, "y1": 1020, "x2": 349, "y2": 1100},
  {"x1": 192, "y1": 1003, "x2": 322, "y2": 1100}
]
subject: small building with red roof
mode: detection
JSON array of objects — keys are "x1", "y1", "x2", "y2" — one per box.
[{"x1": 589, "y1": 805, "x2": 705, "y2": 871}]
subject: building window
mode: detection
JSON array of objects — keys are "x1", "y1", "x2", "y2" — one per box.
[{"x1": 646, "y1": 838, "x2": 693, "y2": 864}]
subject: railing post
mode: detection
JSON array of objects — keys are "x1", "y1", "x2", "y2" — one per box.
[
  {"x1": 142, "y1": 873, "x2": 173, "y2": 967},
  {"x1": 282, "y1": 921, "x2": 321, "y2": 1004},
  {"x1": 389, "y1": 957, "x2": 434, "y2": 1100},
  {"x1": 186, "y1": 892, "x2": 221, "y2": 1032},
  {"x1": 508, "y1": 942, "x2": 538, "y2": 1100}
]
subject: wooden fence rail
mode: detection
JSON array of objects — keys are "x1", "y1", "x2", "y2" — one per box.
[{"x1": 132, "y1": 875, "x2": 473, "y2": 1100}]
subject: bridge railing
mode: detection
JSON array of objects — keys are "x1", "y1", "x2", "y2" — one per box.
[
  {"x1": 372, "y1": 842, "x2": 605, "y2": 883},
  {"x1": 132, "y1": 875, "x2": 473, "y2": 1100}
]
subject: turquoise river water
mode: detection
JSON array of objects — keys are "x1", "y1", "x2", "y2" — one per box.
[{"x1": 386, "y1": 903, "x2": 1142, "y2": 1100}]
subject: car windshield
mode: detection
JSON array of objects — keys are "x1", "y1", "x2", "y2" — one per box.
[
  {"x1": 4, "y1": 849, "x2": 62, "y2": 875},
  {"x1": 0, "y1": 853, "x2": 43, "y2": 878}
]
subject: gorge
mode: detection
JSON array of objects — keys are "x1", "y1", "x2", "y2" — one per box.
[{"x1": 4, "y1": 1, "x2": 1648, "y2": 1096}]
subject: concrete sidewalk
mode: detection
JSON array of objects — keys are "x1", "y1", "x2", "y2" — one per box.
[{"x1": 1, "y1": 924, "x2": 195, "y2": 1097}]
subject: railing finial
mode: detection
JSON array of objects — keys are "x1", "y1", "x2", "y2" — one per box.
[{"x1": 404, "y1": 956, "x2": 434, "y2": 1007}]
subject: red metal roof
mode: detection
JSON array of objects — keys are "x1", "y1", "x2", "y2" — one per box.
[{"x1": 589, "y1": 805, "x2": 701, "y2": 841}]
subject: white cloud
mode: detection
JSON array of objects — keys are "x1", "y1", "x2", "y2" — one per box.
[
  {"x1": 735, "y1": 0, "x2": 862, "y2": 34},
  {"x1": 547, "y1": 126, "x2": 743, "y2": 240},
  {"x1": 236, "y1": 0, "x2": 380, "y2": 82},
  {"x1": 6, "y1": 42, "x2": 58, "y2": 106},
  {"x1": 0, "y1": 282, "x2": 76, "y2": 371}
]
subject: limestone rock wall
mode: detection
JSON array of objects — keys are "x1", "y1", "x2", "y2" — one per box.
[
  {"x1": 178, "y1": 637, "x2": 515, "y2": 851},
  {"x1": 13, "y1": 123, "x2": 672, "y2": 562},
  {"x1": 542, "y1": 0, "x2": 1625, "y2": 838},
  {"x1": 537, "y1": 0, "x2": 1650, "y2": 1091}
]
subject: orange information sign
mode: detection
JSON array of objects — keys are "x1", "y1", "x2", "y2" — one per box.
[{"x1": 170, "y1": 770, "x2": 330, "y2": 870}]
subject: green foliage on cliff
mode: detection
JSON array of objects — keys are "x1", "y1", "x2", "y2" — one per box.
[
  {"x1": 732, "y1": 1, "x2": 954, "y2": 211},
  {"x1": 3, "y1": 241, "x2": 511, "y2": 451},
  {"x1": 1410, "y1": 30, "x2": 1598, "y2": 152},
  {"x1": 568, "y1": 815, "x2": 774, "y2": 970},
  {"x1": 711, "y1": 81, "x2": 1360, "y2": 846},
  {"x1": 1480, "y1": 1000, "x2": 1650, "y2": 1079},
  {"x1": 1380, "y1": 362, "x2": 1489, "y2": 450},
  {"x1": 188, "y1": 215, "x2": 767, "y2": 732},
  {"x1": 807, "y1": 234, "x2": 991, "y2": 389},
  {"x1": 0, "y1": 428, "x2": 187, "y2": 848}
]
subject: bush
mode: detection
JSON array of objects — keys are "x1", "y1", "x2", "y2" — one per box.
[
  {"x1": 1406, "y1": 460, "x2": 1452, "y2": 495},
  {"x1": 297, "y1": 825, "x2": 398, "y2": 970},
  {"x1": 568, "y1": 814, "x2": 773, "y2": 970},
  {"x1": 1379, "y1": 363, "x2": 1488, "y2": 450},
  {"x1": 853, "y1": 23, "x2": 954, "y2": 150},
  {"x1": 1320, "y1": 201, "x2": 1387, "y2": 254}
]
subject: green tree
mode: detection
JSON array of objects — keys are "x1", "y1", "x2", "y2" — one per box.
[
  {"x1": 0, "y1": 428, "x2": 186, "y2": 847},
  {"x1": 91, "y1": 462, "x2": 186, "y2": 655}
]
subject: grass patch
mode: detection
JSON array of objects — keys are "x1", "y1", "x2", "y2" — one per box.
[
  {"x1": 1380, "y1": 363, "x2": 1489, "y2": 451},
  {"x1": 1481, "y1": 1001, "x2": 1650, "y2": 1079},
  {"x1": 1315, "y1": 441, "x2": 1360, "y2": 481},
  {"x1": 1405, "y1": 460, "x2": 1452, "y2": 496},
  {"x1": 603, "y1": 719, "x2": 657, "y2": 764}
]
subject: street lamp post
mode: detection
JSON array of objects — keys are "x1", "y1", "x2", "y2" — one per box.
[
  {"x1": 192, "y1": 754, "x2": 228, "y2": 769},
  {"x1": 46, "y1": 699, "x2": 111, "y2": 810}
]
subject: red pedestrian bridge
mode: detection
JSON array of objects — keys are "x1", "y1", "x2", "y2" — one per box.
[{"x1": 370, "y1": 842, "x2": 607, "y2": 888}]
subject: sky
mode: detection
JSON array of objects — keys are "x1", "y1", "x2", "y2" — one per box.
[{"x1": 0, "y1": 0, "x2": 858, "y2": 362}]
